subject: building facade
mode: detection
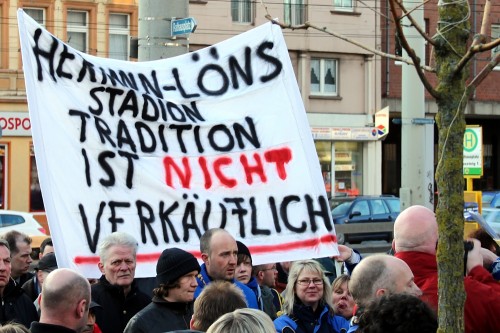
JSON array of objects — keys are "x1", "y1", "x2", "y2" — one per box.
[
  {"x1": 0, "y1": 0, "x2": 138, "y2": 229},
  {"x1": 1, "y1": 0, "x2": 382, "y2": 230},
  {"x1": 380, "y1": 0, "x2": 500, "y2": 195},
  {"x1": 189, "y1": 0, "x2": 383, "y2": 198}
]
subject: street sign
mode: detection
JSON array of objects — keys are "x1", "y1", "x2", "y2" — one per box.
[
  {"x1": 171, "y1": 17, "x2": 197, "y2": 37},
  {"x1": 463, "y1": 126, "x2": 482, "y2": 176}
]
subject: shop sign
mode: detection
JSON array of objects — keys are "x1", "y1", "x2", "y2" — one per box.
[
  {"x1": 311, "y1": 127, "x2": 332, "y2": 139},
  {"x1": 375, "y1": 106, "x2": 389, "y2": 139},
  {"x1": 332, "y1": 127, "x2": 352, "y2": 139},
  {"x1": 335, "y1": 164, "x2": 355, "y2": 171},
  {"x1": 351, "y1": 127, "x2": 377, "y2": 140},
  {"x1": 0, "y1": 112, "x2": 31, "y2": 136},
  {"x1": 311, "y1": 127, "x2": 380, "y2": 141},
  {"x1": 335, "y1": 152, "x2": 351, "y2": 162}
]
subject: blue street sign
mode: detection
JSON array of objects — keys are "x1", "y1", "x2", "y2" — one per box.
[{"x1": 171, "y1": 17, "x2": 197, "y2": 36}]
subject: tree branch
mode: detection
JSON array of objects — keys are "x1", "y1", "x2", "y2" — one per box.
[
  {"x1": 467, "y1": 52, "x2": 500, "y2": 90},
  {"x1": 388, "y1": 0, "x2": 440, "y2": 98},
  {"x1": 264, "y1": 15, "x2": 435, "y2": 73},
  {"x1": 395, "y1": 0, "x2": 436, "y2": 46},
  {"x1": 454, "y1": 0, "x2": 493, "y2": 74}
]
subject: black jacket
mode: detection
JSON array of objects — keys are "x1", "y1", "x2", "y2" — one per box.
[
  {"x1": 21, "y1": 276, "x2": 40, "y2": 302},
  {"x1": 123, "y1": 296, "x2": 193, "y2": 333},
  {"x1": 0, "y1": 278, "x2": 39, "y2": 328},
  {"x1": 91, "y1": 276, "x2": 150, "y2": 333},
  {"x1": 17, "y1": 272, "x2": 34, "y2": 287},
  {"x1": 30, "y1": 322, "x2": 77, "y2": 333}
]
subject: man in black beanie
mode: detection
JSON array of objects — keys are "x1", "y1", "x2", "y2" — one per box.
[{"x1": 123, "y1": 248, "x2": 200, "y2": 333}]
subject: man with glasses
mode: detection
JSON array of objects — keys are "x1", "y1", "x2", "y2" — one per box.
[{"x1": 253, "y1": 262, "x2": 282, "y2": 319}]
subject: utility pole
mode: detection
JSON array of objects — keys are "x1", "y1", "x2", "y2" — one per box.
[
  {"x1": 138, "y1": 0, "x2": 189, "y2": 61},
  {"x1": 399, "y1": 2, "x2": 435, "y2": 210}
]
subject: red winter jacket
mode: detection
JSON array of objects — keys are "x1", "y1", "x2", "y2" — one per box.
[{"x1": 395, "y1": 251, "x2": 500, "y2": 333}]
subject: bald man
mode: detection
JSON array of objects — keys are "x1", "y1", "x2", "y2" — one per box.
[
  {"x1": 348, "y1": 254, "x2": 422, "y2": 332},
  {"x1": 350, "y1": 254, "x2": 422, "y2": 307},
  {"x1": 30, "y1": 268, "x2": 91, "y2": 333},
  {"x1": 194, "y1": 228, "x2": 258, "y2": 309},
  {"x1": 393, "y1": 205, "x2": 500, "y2": 332}
]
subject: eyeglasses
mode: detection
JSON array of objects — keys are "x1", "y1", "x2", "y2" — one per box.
[
  {"x1": 261, "y1": 266, "x2": 277, "y2": 272},
  {"x1": 297, "y1": 279, "x2": 324, "y2": 286}
]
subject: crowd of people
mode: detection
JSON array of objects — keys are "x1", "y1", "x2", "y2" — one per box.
[{"x1": 0, "y1": 204, "x2": 499, "y2": 333}]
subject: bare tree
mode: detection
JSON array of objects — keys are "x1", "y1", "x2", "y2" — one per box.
[{"x1": 264, "y1": 0, "x2": 500, "y2": 331}]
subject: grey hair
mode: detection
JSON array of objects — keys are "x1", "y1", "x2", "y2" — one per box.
[
  {"x1": 97, "y1": 232, "x2": 138, "y2": 263},
  {"x1": 206, "y1": 308, "x2": 275, "y2": 333},
  {"x1": 282, "y1": 259, "x2": 333, "y2": 315}
]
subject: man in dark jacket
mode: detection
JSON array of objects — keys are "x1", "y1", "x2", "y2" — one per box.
[
  {"x1": 30, "y1": 268, "x2": 90, "y2": 333},
  {"x1": 91, "y1": 232, "x2": 150, "y2": 333},
  {"x1": 22, "y1": 252, "x2": 58, "y2": 302},
  {"x1": 253, "y1": 262, "x2": 282, "y2": 319},
  {"x1": 1, "y1": 231, "x2": 34, "y2": 286},
  {"x1": 0, "y1": 239, "x2": 38, "y2": 328},
  {"x1": 124, "y1": 248, "x2": 201, "y2": 333}
]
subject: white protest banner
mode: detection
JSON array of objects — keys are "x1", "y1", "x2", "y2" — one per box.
[{"x1": 18, "y1": 9, "x2": 339, "y2": 277}]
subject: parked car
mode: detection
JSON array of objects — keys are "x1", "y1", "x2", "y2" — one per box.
[
  {"x1": 0, "y1": 210, "x2": 48, "y2": 253},
  {"x1": 331, "y1": 195, "x2": 400, "y2": 244},
  {"x1": 482, "y1": 191, "x2": 500, "y2": 208},
  {"x1": 481, "y1": 208, "x2": 500, "y2": 237}
]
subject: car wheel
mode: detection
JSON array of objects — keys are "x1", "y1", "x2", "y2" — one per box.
[{"x1": 336, "y1": 233, "x2": 345, "y2": 245}]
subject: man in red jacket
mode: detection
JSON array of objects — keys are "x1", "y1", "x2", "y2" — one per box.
[{"x1": 393, "y1": 205, "x2": 500, "y2": 332}]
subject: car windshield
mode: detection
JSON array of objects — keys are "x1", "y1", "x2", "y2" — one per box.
[
  {"x1": 483, "y1": 209, "x2": 500, "y2": 223},
  {"x1": 331, "y1": 201, "x2": 352, "y2": 216},
  {"x1": 483, "y1": 194, "x2": 494, "y2": 203},
  {"x1": 385, "y1": 199, "x2": 401, "y2": 213}
]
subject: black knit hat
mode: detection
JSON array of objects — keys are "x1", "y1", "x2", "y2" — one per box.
[
  {"x1": 156, "y1": 248, "x2": 200, "y2": 285},
  {"x1": 236, "y1": 241, "x2": 252, "y2": 263}
]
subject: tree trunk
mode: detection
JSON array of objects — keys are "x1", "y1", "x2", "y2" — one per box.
[{"x1": 434, "y1": 2, "x2": 470, "y2": 332}]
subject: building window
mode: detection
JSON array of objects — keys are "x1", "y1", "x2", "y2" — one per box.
[
  {"x1": 492, "y1": 24, "x2": 500, "y2": 68},
  {"x1": 24, "y1": 8, "x2": 45, "y2": 26},
  {"x1": 284, "y1": 0, "x2": 306, "y2": 25},
  {"x1": 334, "y1": 0, "x2": 354, "y2": 12},
  {"x1": 310, "y1": 58, "x2": 338, "y2": 95},
  {"x1": 30, "y1": 144, "x2": 44, "y2": 212},
  {"x1": 315, "y1": 141, "x2": 363, "y2": 197},
  {"x1": 231, "y1": 0, "x2": 253, "y2": 23},
  {"x1": 67, "y1": 10, "x2": 88, "y2": 53},
  {"x1": 109, "y1": 13, "x2": 130, "y2": 60}
]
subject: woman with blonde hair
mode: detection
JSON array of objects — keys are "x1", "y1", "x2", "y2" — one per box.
[
  {"x1": 331, "y1": 274, "x2": 355, "y2": 319},
  {"x1": 206, "y1": 308, "x2": 275, "y2": 333},
  {"x1": 0, "y1": 323, "x2": 30, "y2": 333},
  {"x1": 274, "y1": 260, "x2": 349, "y2": 333}
]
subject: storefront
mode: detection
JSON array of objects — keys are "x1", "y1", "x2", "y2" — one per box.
[
  {"x1": 0, "y1": 110, "x2": 46, "y2": 227},
  {"x1": 315, "y1": 140, "x2": 364, "y2": 197},
  {"x1": 308, "y1": 113, "x2": 384, "y2": 199}
]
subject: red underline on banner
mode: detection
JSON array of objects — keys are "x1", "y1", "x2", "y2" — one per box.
[
  {"x1": 73, "y1": 234, "x2": 337, "y2": 265},
  {"x1": 247, "y1": 234, "x2": 336, "y2": 254}
]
